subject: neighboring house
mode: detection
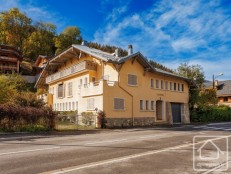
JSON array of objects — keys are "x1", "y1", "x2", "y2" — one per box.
[
  {"x1": 204, "y1": 80, "x2": 231, "y2": 107},
  {"x1": 35, "y1": 42, "x2": 190, "y2": 127},
  {"x1": 0, "y1": 44, "x2": 22, "y2": 74}
]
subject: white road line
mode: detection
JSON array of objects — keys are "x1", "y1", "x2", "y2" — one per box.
[
  {"x1": 202, "y1": 126, "x2": 231, "y2": 131},
  {"x1": 202, "y1": 160, "x2": 231, "y2": 174},
  {"x1": 0, "y1": 146, "x2": 60, "y2": 156},
  {"x1": 84, "y1": 139, "x2": 128, "y2": 145},
  {"x1": 40, "y1": 135, "x2": 231, "y2": 174}
]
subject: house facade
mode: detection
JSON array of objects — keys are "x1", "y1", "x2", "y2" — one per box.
[
  {"x1": 0, "y1": 44, "x2": 22, "y2": 74},
  {"x1": 204, "y1": 80, "x2": 231, "y2": 107},
  {"x1": 36, "y1": 43, "x2": 190, "y2": 127}
]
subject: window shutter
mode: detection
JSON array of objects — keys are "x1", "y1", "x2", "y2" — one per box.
[
  {"x1": 114, "y1": 98, "x2": 124, "y2": 110},
  {"x1": 128, "y1": 74, "x2": 137, "y2": 85}
]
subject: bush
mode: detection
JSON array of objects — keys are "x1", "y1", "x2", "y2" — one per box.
[
  {"x1": 81, "y1": 112, "x2": 94, "y2": 126},
  {"x1": 97, "y1": 110, "x2": 107, "y2": 128},
  {"x1": 191, "y1": 105, "x2": 231, "y2": 122},
  {"x1": 0, "y1": 103, "x2": 56, "y2": 132}
]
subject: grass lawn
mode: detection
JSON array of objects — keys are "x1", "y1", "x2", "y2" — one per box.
[{"x1": 56, "y1": 123, "x2": 95, "y2": 130}]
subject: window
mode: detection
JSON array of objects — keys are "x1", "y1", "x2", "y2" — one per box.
[
  {"x1": 146, "y1": 100, "x2": 149, "y2": 110},
  {"x1": 79, "y1": 79, "x2": 83, "y2": 85},
  {"x1": 151, "y1": 101, "x2": 155, "y2": 110},
  {"x1": 92, "y1": 77, "x2": 96, "y2": 83},
  {"x1": 161, "y1": 80, "x2": 164, "y2": 89},
  {"x1": 69, "y1": 102, "x2": 71, "y2": 110},
  {"x1": 76, "y1": 102, "x2": 78, "y2": 110},
  {"x1": 128, "y1": 74, "x2": 137, "y2": 86},
  {"x1": 57, "y1": 103, "x2": 59, "y2": 111},
  {"x1": 66, "y1": 102, "x2": 68, "y2": 111},
  {"x1": 178, "y1": 83, "x2": 180, "y2": 91},
  {"x1": 84, "y1": 77, "x2": 88, "y2": 88},
  {"x1": 72, "y1": 102, "x2": 75, "y2": 111},
  {"x1": 170, "y1": 82, "x2": 173, "y2": 90},
  {"x1": 58, "y1": 84, "x2": 64, "y2": 98},
  {"x1": 182, "y1": 84, "x2": 184, "y2": 92},
  {"x1": 84, "y1": 77, "x2": 88, "y2": 84},
  {"x1": 114, "y1": 98, "x2": 125, "y2": 110},
  {"x1": 156, "y1": 80, "x2": 159, "y2": 88},
  {"x1": 140, "y1": 100, "x2": 144, "y2": 110},
  {"x1": 174, "y1": 83, "x2": 177, "y2": 91},
  {"x1": 165, "y1": 81, "x2": 168, "y2": 90},
  {"x1": 68, "y1": 82, "x2": 73, "y2": 96},
  {"x1": 151, "y1": 79, "x2": 154, "y2": 88},
  {"x1": 87, "y1": 98, "x2": 95, "y2": 110}
]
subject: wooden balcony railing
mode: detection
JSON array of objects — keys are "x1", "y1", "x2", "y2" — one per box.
[
  {"x1": 46, "y1": 60, "x2": 97, "y2": 83},
  {"x1": 0, "y1": 56, "x2": 18, "y2": 62}
]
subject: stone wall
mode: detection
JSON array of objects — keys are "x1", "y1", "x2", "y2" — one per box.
[
  {"x1": 106, "y1": 117, "x2": 155, "y2": 128},
  {"x1": 181, "y1": 103, "x2": 190, "y2": 123}
]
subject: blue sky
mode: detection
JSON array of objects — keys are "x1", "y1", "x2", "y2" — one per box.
[{"x1": 1, "y1": 0, "x2": 231, "y2": 80}]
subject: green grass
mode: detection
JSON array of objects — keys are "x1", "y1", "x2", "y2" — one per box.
[{"x1": 56, "y1": 123, "x2": 95, "y2": 130}]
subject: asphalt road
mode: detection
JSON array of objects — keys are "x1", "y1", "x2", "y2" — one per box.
[{"x1": 0, "y1": 123, "x2": 231, "y2": 174}]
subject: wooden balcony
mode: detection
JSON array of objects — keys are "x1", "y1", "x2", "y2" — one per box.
[
  {"x1": 0, "y1": 56, "x2": 18, "y2": 62},
  {"x1": 46, "y1": 60, "x2": 97, "y2": 83},
  {"x1": 0, "y1": 65, "x2": 17, "y2": 70}
]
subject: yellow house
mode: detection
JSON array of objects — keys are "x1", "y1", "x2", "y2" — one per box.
[{"x1": 35, "y1": 42, "x2": 190, "y2": 127}]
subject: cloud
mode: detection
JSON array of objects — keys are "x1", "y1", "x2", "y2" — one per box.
[
  {"x1": 0, "y1": 0, "x2": 67, "y2": 32},
  {"x1": 94, "y1": 0, "x2": 231, "y2": 80}
]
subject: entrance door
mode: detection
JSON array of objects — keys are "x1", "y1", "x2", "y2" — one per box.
[
  {"x1": 171, "y1": 103, "x2": 181, "y2": 123},
  {"x1": 156, "y1": 100, "x2": 163, "y2": 120}
]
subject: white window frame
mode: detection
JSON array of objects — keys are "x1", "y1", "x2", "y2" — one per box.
[
  {"x1": 156, "y1": 79, "x2": 159, "y2": 89},
  {"x1": 146, "y1": 100, "x2": 149, "y2": 110},
  {"x1": 87, "y1": 98, "x2": 95, "y2": 110},
  {"x1": 151, "y1": 78, "x2": 154, "y2": 88},
  {"x1": 68, "y1": 82, "x2": 73, "y2": 97},
  {"x1": 165, "y1": 81, "x2": 168, "y2": 90}
]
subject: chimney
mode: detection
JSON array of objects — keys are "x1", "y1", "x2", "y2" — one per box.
[
  {"x1": 115, "y1": 48, "x2": 121, "y2": 57},
  {"x1": 128, "y1": 44, "x2": 133, "y2": 55},
  {"x1": 215, "y1": 80, "x2": 218, "y2": 87},
  {"x1": 81, "y1": 40, "x2": 88, "y2": 46}
]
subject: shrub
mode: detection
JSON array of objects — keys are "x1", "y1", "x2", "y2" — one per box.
[
  {"x1": 190, "y1": 105, "x2": 231, "y2": 122},
  {"x1": 97, "y1": 110, "x2": 107, "y2": 128},
  {"x1": 81, "y1": 112, "x2": 94, "y2": 126},
  {"x1": 0, "y1": 103, "x2": 56, "y2": 131}
]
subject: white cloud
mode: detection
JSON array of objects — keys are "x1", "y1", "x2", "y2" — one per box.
[
  {"x1": 94, "y1": 0, "x2": 231, "y2": 80},
  {"x1": 0, "y1": 0, "x2": 67, "y2": 32}
]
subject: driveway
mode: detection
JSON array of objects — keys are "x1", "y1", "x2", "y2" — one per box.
[{"x1": 0, "y1": 123, "x2": 231, "y2": 174}]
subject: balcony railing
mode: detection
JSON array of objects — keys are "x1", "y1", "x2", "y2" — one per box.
[
  {"x1": 0, "y1": 56, "x2": 18, "y2": 62},
  {"x1": 0, "y1": 65, "x2": 17, "y2": 70},
  {"x1": 46, "y1": 60, "x2": 97, "y2": 83}
]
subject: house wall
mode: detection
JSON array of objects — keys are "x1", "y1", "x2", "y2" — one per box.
[{"x1": 102, "y1": 59, "x2": 189, "y2": 127}]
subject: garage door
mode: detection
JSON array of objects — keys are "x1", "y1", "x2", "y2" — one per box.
[{"x1": 171, "y1": 103, "x2": 181, "y2": 123}]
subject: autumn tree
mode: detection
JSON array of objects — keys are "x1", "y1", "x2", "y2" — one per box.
[
  {"x1": 0, "y1": 8, "x2": 31, "y2": 52},
  {"x1": 55, "y1": 26, "x2": 82, "y2": 54},
  {"x1": 24, "y1": 22, "x2": 56, "y2": 60}
]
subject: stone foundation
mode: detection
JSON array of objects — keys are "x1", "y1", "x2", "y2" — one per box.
[{"x1": 106, "y1": 117, "x2": 155, "y2": 128}]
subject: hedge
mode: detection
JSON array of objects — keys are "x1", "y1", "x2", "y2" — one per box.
[
  {"x1": 0, "y1": 103, "x2": 56, "y2": 131},
  {"x1": 190, "y1": 105, "x2": 231, "y2": 122}
]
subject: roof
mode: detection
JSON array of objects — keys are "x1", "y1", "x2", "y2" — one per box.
[
  {"x1": 217, "y1": 80, "x2": 231, "y2": 97},
  {"x1": 35, "y1": 44, "x2": 189, "y2": 88},
  {"x1": 35, "y1": 55, "x2": 51, "y2": 67},
  {"x1": 204, "y1": 80, "x2": 231, "y2": 97}
]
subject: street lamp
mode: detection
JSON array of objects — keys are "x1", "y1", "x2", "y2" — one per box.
[{"x1": 213, "y1": 73, "x2": 223, "y2": 89}]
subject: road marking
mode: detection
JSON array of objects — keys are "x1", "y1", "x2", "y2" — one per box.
[
  {"x1": 84, "y1": 139, "x2": 128, "y2": 145},
  {"x1": 40, "y1": 135, "x2": 231, "y2": 174},
  {"x1": 202, "y1": 126, "x2": 231, "y2": 131},
  {"x1": 202, "y1": 160, "x2": 231, "y2": 174},
  {"x1": 0, "y1": 146, "x2": 60, "y2": 156}
]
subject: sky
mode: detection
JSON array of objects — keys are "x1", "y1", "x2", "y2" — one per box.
[{"x1": 0, "y1": 0, "x2": 231, "y2": 80}]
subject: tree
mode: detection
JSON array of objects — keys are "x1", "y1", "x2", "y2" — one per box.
[
  {"x1": 0, "y1": 8, "x2": 31, "y2": 52},
  {"x1": 0, "y1": 74, "x2": 26, "y2": 104},
  {"x1": 176, "y1": 63, "x2": 218, "y2": 110},
  {"x1": 176, "y1": 63, "x2": 205, "y2": 88},
  {"x1": 55, "y1": 26, "x2": 82, "y2": 54},
  {"x1": 24, "y1": 22, "x2": 56, "y2": 60}
]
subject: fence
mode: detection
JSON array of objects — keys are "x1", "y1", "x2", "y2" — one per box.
[{"x1": 56, "y1": 112, "x2": 98, "y2": 130}]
